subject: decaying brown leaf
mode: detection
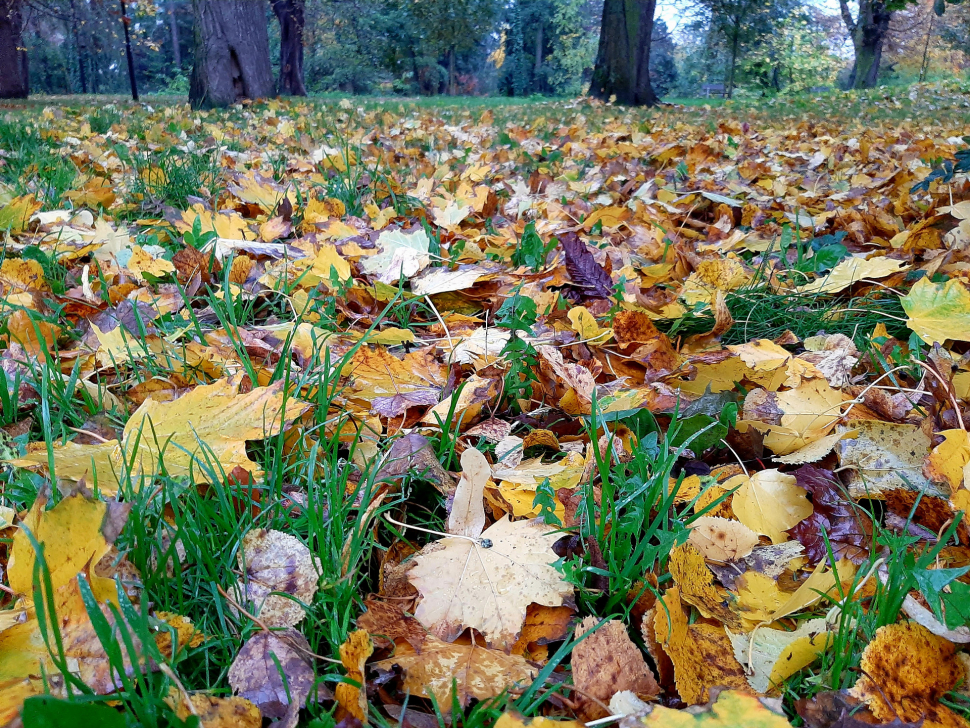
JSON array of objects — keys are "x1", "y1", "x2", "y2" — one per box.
[{"x1": 572, "y1": 616, "x2": 659, "y2": 719}]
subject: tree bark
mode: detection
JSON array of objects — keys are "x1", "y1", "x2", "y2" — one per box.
[
  {"x1": 590, "y1": 0, "x2": 658, "y2": 106},
  {"x1": 533, "y1": 19, "x2": 543, "y2": 93},
  {"x1": 726, "y1": 27, "x2": 741, "y2": 98},
  {"x1": 169, "y1": 0, "x2": 182, "y2": 70},
  {"x1": 840, "y1": 0, "x2": 893, "y2": 89},
  {"x1": 448, "y1": 46, "x2": 456, "y2": 95},
  {"x1": 120, "y1": 0, "x2": 139, "y2": 101},
  {"x1": 0, "y1": 0, "x2": 28, "y2": 99},
  {"x1": 69, "y1": 0, "x2": 87, "y2": 93},
  {"x1": 190, "y1": 0, "x2": 275, "y2": 108},
  {"x1": 272, "y1": 0, "x2": 306, "y2": 95}
]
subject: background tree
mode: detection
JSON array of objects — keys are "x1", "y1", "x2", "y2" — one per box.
[
  {"x1": 650, "y1": 18, "x2": 677, "y2": 96},
  {"x1": 839, "y1": 0, "x2": 962, "y2": 88},
  {"x1": 189, "y1": 0, "x2": 275, "y2": 108},
  {"x1": 408, "y1": 0, "x2": 501, "y2": 95},
  {"x1": 694, "y1": 0, "x2": 772, "y2": 97},
  {"x1": 272, "y1": 0, "x2": 306, "y2": 95},
  {"x1": 590, "y1": 0, "x2": 658, "y2": 105},
  {"x1": 0, "y1": 0, "x2": 28, "y2": 98}
]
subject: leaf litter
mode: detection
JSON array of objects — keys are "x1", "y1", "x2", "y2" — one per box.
[{"x1": 0, "y1": 89, "x2": 969, "y2": 726}]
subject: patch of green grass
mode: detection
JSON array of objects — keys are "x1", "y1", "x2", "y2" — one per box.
[{"x1": 661, "y1": 285, "x2": 909, "y2": 348}]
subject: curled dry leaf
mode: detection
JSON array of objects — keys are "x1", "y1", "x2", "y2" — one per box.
[
  {"x1": 571, "y1": 616, "x2": 659, "y2": 720},
  {"x1": 335, "y1": 630, "x2": 373, "y2": 722},
  {"x1": 447, "y1": 447, "x2": 490, "y2": 538},
  {"x1": 233, "y1": 529, "x2": 321, "y2": 628},
  {"x1": 787, "y1": 466, "x2": 870, "y2": 564}
]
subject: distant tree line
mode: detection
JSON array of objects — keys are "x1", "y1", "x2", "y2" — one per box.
[{"x1": 0, "y1": 0, "x2": 967, "y2": 105}]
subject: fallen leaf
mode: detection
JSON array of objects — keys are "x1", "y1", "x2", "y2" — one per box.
[
  {"x1": 171, "y1": 694, "x2": 262, "y2": 728},
  {"x1": 902, "y1": 277, "x2": 970, "y2": 344},
  {"x1": 651, "y1": 587, "x2": 750, "y2": 705},
  {"x1": 688, "y1": 516, "x2": 761, "y2": 562},
  {"x1": 335, "y1": 630, "x2": 373, "y2": 722},
  {"x1": 729, "y1": 469, "x2": 812, "y2": 544},
  {"x1": 228, "y1": 629, "x2": 315, "y2": 728},
  {"x1": 373, "y1": 635, "x2": 537, "y2": 708},
  {"x1": 233, "y1": 529, "x2": 321, "y2": 628},
  {"x1": 728, "y1": 619, "x2": 831, "y2": 694},
  {"x1": 408, "y1": 515, "x2": 573, "y2": 650},
  {"x1": 448, "y1": 448, "x2": 490, "y2": 538},
  {"x1": 8, "y1": 491, "x2": 123, "y2": 604},
  {"x1": 635, "y1": 690, "x2": 793, "y2": 727},
  {"x1": 850, "y1": 622, "x2": 966, "y2": 728},
  {"x1": 573, "y1": 616, "x2": 659, "y2": 719}
]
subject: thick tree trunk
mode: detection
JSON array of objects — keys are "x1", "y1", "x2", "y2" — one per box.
[
  {"x1": 272, "y1": 0, "x2": 306, "y2": 96},
  {"x1": 841, "y1": 0, "x2": 892, "y2": 89},
  {"x1": 0, "y1": 0, "x2": 28, "y2": 99},
  {"x1": 169, "y1": 0, "x2": 182, "y2": 70},
  {"x1": 590, "y1": 0, "x2": 657, "y2": 106},
  {"x1": 190, "y1": 0, "x2": 275, "y2": 108}
]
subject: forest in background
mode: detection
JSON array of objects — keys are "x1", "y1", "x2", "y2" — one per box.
[{"x1": 2, "y1": 0, "x2": 970, "y2": 103}]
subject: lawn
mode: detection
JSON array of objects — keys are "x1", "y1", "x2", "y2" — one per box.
[{"x1": 1, "y1": 83, "x2": 970, "y2": 727}]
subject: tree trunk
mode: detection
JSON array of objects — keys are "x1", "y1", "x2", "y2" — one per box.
[
  {"x1": 591, "y1": 0, "x2": 657, "y2": 106},
  {"x1": 448, "y1": 46, "x2": 456, "y2": 95},
  {"x1": 120, "y1": 0, "x2": 139, "y2": 101},
  {"x1": 842, "y1": 0, "x2": 892, "y2": 89},
  {"x1": 190, "y1": 0, "x2": 275, "y2": 108},
  {"x1": 70, "y1": 0, "x2": 87, "y2": 93},
  {"x1": 272, "y1": 0, "x2": 306, "y2": 96},
  {"x1": 0, "y1": 0, "x2": 28, "y2": 99},
  {"x1": 726, "y1": 29, "x2": 740, "y2": 98},
  {"x1": 169, "y1": 0, "x2": 182, "y2": 70},
  {"x1": 533, "y1": 20, "x2": 543, "y2": 93}
]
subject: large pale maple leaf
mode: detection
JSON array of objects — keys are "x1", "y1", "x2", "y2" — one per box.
[{"x1": 407, "y1": 515, "x2": 573, "y2": 650}]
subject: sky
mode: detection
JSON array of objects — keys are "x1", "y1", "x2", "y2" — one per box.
[{"x1": 655, "y1": 0, "x2": 848, "y2": 34}]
